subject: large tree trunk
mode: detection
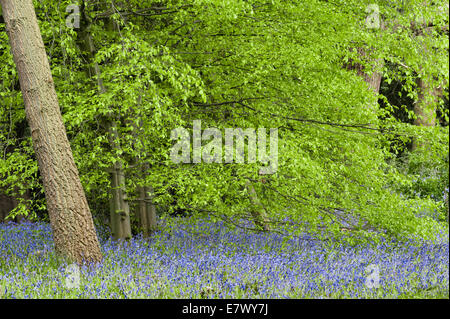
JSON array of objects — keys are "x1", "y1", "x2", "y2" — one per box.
[{"x1": 0, "y1": 0, "x2": 102, "y2": 263}]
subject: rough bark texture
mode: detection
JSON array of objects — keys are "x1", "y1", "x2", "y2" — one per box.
[
  {"x1": 76, "y1": 3, "x2": 132, "y2": 240},
  {"x1": 0, "y1": 0, "x2": 102, "y2": 263}
]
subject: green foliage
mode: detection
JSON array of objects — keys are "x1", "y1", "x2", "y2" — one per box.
[{"x1": 0, "y1": 0, "x2": 448, "y2": 240}]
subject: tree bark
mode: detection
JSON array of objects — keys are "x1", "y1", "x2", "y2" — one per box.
[
  {"x1": 127, "y1": 95, "x2": 157, "y2": 237},
  {"x1": 245, "y1": 179, "x2": 270, "y2": 231},
  {"x1": 137, "y1": 184, "x2": 157, "y2": 237},
  {"x1": 145, "y1": 185, "x2": 157, "y2": 233},
  {"x1": 109, "y1": 158, "x2": 132, "y2": 240},
  {"x1": 413, "y1": 79, "x2": 439, "y2": 127},
  {"x1": 0, "y1": 0, "x2": 102, "y2": 263},
  {"x1": 0, "y1": 193, "x2": 15, "y2": 222},
  {"x1": 0, "y1": 187, "x2": 30, "y2": 222},
  {"x1": 409, "y1": 5, "x2": 446, "y2": 151},
  {"x1": 76, "y1": 2, "x2": 132, "y2": 240},
  {"x1": 345, "y1": 47, "x2": 384, "y2": 96},
  {"x1": 345, "y1": 19, "x2": 385, "y2": 103},
  {"x1": 411, "y1": 78, "x2": 443, "y2": 151}
]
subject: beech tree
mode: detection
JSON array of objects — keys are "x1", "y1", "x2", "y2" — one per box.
[
  {"x1": 0, "y1": 0, "x2": 448, "y2": 242},
  {"x1": 0, "y1": 0, "x2": 102, "y2": 263}
]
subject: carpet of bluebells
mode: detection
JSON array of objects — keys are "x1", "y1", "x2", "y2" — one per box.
[{"x1": 0, "y1": 218, "x2": 448, "y2": 299}]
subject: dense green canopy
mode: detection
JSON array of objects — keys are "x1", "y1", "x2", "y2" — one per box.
[{"x1": 0, "y1": 0, "x2": 448, "y2": 241}]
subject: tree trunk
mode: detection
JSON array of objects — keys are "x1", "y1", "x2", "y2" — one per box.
[
  {"x1": 137, "y1": 184, "x2": 157, "y2": 237},
  {"x1": 445, "y1": 191, "x2": 449, "y2": 224},
  {"x1": 127, "y1": 95, "x2": 157, "y2": 237},
  {"x1": 109, "y1": 158, "x2": 132, "y2": 240},
  {"x1": 0, "y1": 187, "x2": 31, "y2": 222},
  {"x1": 345, "y1": 47, "x2": 384, "y2": 95},
  {"x1": 76, "y1": 3, "x2": 132, "y2": 240},
  {"x1": 345, "y1": 19, "x2": 385, "y2": 103},
  {"x1": 409, "y1": 9, "x2": 445, "y2": 152},
  {"x1": 411, "y1": 78, "x2": 442, "y2": 151},
  {"x1": 414, "y1": 78, "x2": 441, "y2": 126},
  {"x1": 0, "y1": 0, "x2": 102, "y2": 264},
  {"x1": 145, "y1": 186, "x2": 157, "y2": 233},
  {"x1": 0, "y1": 193, "x2": 15, "y2": 222},
  {"x1": 245, "y1": 179, "x2": 271, "y2": 231}
]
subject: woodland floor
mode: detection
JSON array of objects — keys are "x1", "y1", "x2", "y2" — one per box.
[{"x1": 0, "y1": 218, "x2": 448, "y2": 299}]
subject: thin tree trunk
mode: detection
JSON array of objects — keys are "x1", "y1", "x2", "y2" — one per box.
[
  {"x1": 245, "y1": 179, "x2": 270, "y2": 231},
  {"x1": 445, "y1": 191, "x2": 449, "y2": 224},
  {"x1": 137, "y1": 184, "x2": 157, "y2": 237},
  {"x1": 109, "y1": 158, "x2": 132, "y2": 240},
  {"x1": 145, "y1": 185, "x2": 157, "y2": 233},
  {"x1": 77, "y1": 3, "x2": 132, "y2": 240},
  {"x1": 0, "y1": 0, "x2": 102, "y2": 264},
  {"x1": 137, "y1": 186, "x2": 149, "y2": 237},
  {"x1": 127, "y1": 96, "x2": 157, "y2": 237}
]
